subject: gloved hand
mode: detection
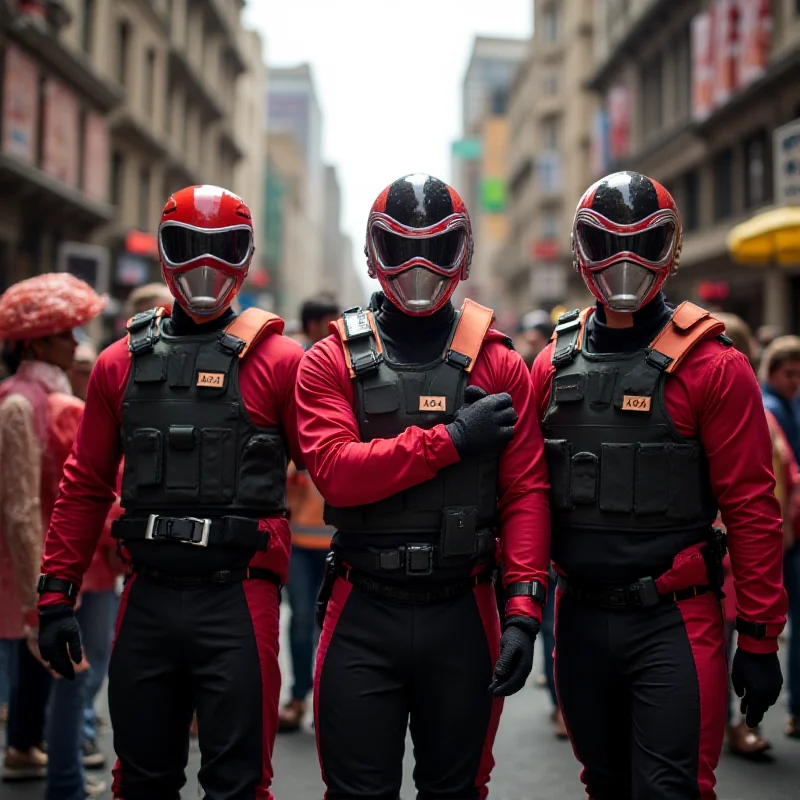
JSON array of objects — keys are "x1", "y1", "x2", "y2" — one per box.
[
  {"x1": 488, "y1": 616, "x2": 539, "y2": 697},
  {"x1": 731, "y1": 648, "x2": 783, "y2": 728},
  {"x1": 446, "y1": 386, "x2": 517, "y2": 458},
  {"x1": 38, "y1": 604, "x2": 84, "y2": 680}
]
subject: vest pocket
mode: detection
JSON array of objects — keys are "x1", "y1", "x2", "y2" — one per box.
[
  {"x1": 165, "y1": 425, "x2": 199, "y2": 491},
  {"x1": 237, "y1": 433, "x2": 284, "y2": 507},
  {"x1": 544, "y1": 439, "x2": 572, "y2": 509},
  {"x1": 634, "y1": 443, "x2": 669, "y2": 514},
  {"x1": 200, "y1": 429, "x2": 235, "y2": 502},
  {"x1": 599, "y1": 444, "x2": 634, "y2": 512},
  {"x1": 667, "y1": 445, "x2": 702, "y2": 520},
  {"x1": 571, "y1": 452, "x2": 598, "y2": 504},
  {"x1": 128, "y1": 429, "x2": 162, "y2": 489}
]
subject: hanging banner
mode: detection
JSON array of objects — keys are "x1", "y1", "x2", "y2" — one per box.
[
  {"x1": 42, "y1": 78, "x2": 80, "y2": 187},
  {"x1": 1, "y1": 44, "x2": 39, "y2": 163},
  {"x1": 608, "y1": 86, "x2": 631, "y2": 161},
  {"x1": 691, "y1": 11, "x2": 715, "y2": 121},
  {"x1": 738, "y1": 0, "x2": 771, "y2": 89},
  {"x1": 590, "y1": 107, "x2": 609, "y2": 176},
  {"x1": 712, "y1": 0, "x2": 738, "y2": 109},
  {"x1": 82, "y1": 111, "x2": 109, "y2": 204}
]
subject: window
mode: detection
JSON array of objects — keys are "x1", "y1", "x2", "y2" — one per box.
[
  {"x1": 542, "y1": 6, "x2": 559, "y2": 43},
  {"x1": 542, "y1": 117, "x2": 559, "y2": 150},
  {"x1": 744, "y1": 130, "x2": 771, "y2": 209},
  {"x1": 540, "y1": 210, "x2": 559, "y2": 240},
  {"x1": 542, "y1": 65, "x2": 560, "y2": 95},
  {"x1": 674, "y1": 27, "x2": 691, "y2": 122},
  {"x1": 641, "y1": 56, "x2": 663, "y2": 134},
  {"x1": 713, "y1": 148, "x2": 734, "y2": 221},
  {"x1": 490, "y1": 88, "x2": 507, "y2": 116},
  {"x1": 110, "y1": 151, "x2": 124, "y2": 207},
  {"x1": 537, "y1": 152, "x2": 562, "y2": 193},
  {"x1": 144, "y1": 48, "x2": 156, "y2": 119},
  {"x1": 139, "y1": 167, "x2": 150, "y2": 230},
  {"x1": 117, "y1": 22, "x2": 130, "y2": 86},
  {"x1": 81, "y1": 0, "x2": 94, "y2": 53},
  {"x1": 682, "y1": 170, "x2": 700, "y2": 232}
]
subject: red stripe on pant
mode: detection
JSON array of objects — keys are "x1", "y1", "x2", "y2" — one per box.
[
  {"x1": 473, "y1": 581, "x2": 504, "y2": 800},
  {"x1": 110, "y1": 575, "x2": 137, "y2": 800},
  {"x1": 243, "y1": 579, "x2": 282, "y2": 800},
  {"x1": 313, "y1": 576, "x2": 353, "y2": 791},
  {"x1": 552, "y1": 586, "x2": 587, "y2": 791},
  {"x1": 676, "y1": 593, "x2": 727, "y2": 800}
]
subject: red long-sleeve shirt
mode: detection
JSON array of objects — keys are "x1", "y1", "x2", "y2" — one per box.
[
  {"x1": 531, "y1": 333, "x2": 788, "y2": 653},
  {"x1": 295, "y1": 329, "x2": 551, "y2": 622},
  {"x1": 39, "y1": 326, "x2": 304, "y2": 606}
]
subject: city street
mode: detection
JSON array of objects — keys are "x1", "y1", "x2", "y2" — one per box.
[{"x1": 3, "y1": 608, "x2": 798, "y2": 800}]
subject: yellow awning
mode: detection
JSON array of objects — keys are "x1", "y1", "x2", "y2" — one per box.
[{"x1": 726, "y1": 206, "x2": 800, "y2": 266}]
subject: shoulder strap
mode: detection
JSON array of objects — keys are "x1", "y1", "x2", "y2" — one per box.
[
  {"x1": 332, "y1": 307, "x2": 384, "y2": 379},
  {"x1": 223, "y1": 308, "x2": 285, "y2": 359},
  {"x1": 551, "y1": 307, "x2": 592, "y2": 366},
  {"x1": 445, "y1": 298, "x2": 495, "y2": 373},
  {"x1": 126, "y1": 307, "x2": 165, "y2": 354},
  {"x1": 647, "y1": 302, "x2": 725, "y2": 374}
]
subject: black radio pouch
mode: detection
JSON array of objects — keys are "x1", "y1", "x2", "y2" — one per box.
[
  {"x1": 440, "y1": 506, "x2": 478, "y2": 559},
  {"x1": 702, "y1": 527, "x2": 728, "y2": 600},
  {"x1": 316, "y1": 551, "x2": 339, "y2": 628}
]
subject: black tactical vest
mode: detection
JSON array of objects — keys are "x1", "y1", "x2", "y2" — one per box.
[
  {"x1": 323, "y1": 307, "x2": 499, "y2": 557},
  {"x1": 541, "y1": 309, "x2": 718, "y2": 538},
  {"x1": 119, "y1": 309, "x2": 288, "y2": 521}
]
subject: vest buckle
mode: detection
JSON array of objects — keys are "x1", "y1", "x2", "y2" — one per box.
[
  {"x1": 145, "y1": 514, "x2": 211, "y2": 547},
  {"x1": 218, "y1": 333, "x2": 245, "y2": 356},
  {"x1": 404, "y1": 544, "x2": 434, "y2": 576},
  {"x1": 445, "y1": 350, "x2": 471, "y2": 370},
  {"x1": 351, "y1": 350, "x2": 381, "y2": 375},
  {"x1": 644, "y1": 349, "x2": 673, "y2": 371}
]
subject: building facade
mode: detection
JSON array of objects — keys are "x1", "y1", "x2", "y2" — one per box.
[
  {"x1": 588, "y1": 0, "x2": 800, "y2": 331},
  {"x1": 452, "y1": 36, "x2": 527, "y2": 310},
  {"x1": 0, "y1": 0, "x2": 265, "y2": 329},
  {"x1": 503, "y1": 0, "x2": 596, "y2": 319}
]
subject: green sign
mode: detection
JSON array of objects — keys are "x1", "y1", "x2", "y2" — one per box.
[
  {"x1": 451, "y1": 138, "x2": 482, "y2": 160},
  {"x1": 481, "y1": 178, "x2": 507, "y2": 213}
]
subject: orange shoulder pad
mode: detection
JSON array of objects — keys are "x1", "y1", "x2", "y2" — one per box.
[
  {"x1": 224, "y1": 307, "x2": 285, "y2": 359},
  {"x1": 125, "y1": 306, "x2": 165, "y2": 352},
  {"x1": 649, "y1": 302, "x2": 725, "y2": 374},
  {"x1": 332, "y1": 310, "x2": 383, "y2": 379},
  {"x1": 449, "y1": 298, "x2": 495, "y2": 373}
]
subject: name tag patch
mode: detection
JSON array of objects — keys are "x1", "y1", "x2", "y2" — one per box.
[
  {"x1": 622, "y1": 395, "x2": 651, "y2": 412},
  {"x1": 419, "y1": 396, "x2": 446, "y2": 412},
  {"x1": 197, "y1": 371, "x2": 225, "y2": 388}
]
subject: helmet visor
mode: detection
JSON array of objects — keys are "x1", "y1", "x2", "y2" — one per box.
[
  {"x1": 160, "y1": 224, "x2": 253, "y2": 267},
  {"x1": 389, "y1": 267, "x2": 450, "y2": 313},
  {"x1": 592, "y1": 261, "x2": 656, "y2": 312},
  {"x1": 373, "y1": 228, "x2": 465, "y2": 271},
  {"x1": 176, "y1": 266, "x2": 235, "y2": 313},
  {"x1": 576, "y1": 219, "x2": 675, "y2": 266}
]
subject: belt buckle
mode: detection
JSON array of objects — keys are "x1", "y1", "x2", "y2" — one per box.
[
  {"x1": 145, "y1": 514, "x2": 211, "y2": 547},
  {"x1": 634, "y1": 577, "x2": 660, "y2": 608},
  {"x1": 405, "y1": 545, "x2": 433, "y2": 576}
]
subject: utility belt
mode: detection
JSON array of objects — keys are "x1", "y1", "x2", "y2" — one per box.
[
  {"x1": 316, "y1": 551, "x2": 493, "y2": 624},
  {"x1": 112, "y1": 514, "x2": 270, "y2": 551},
  {"x1": 557, "y1": 575, "x2": 710, "y2": 609},
  {"x1": 132, "y1": 564, "x2": 281, "y2": 588}
]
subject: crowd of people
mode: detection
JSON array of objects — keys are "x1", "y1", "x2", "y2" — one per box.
[{"x1": 0, "y1": 173, "x2": 795, "y2": 800}]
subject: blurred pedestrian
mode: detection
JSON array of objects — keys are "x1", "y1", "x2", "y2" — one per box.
[
  {"x1": 278, "y1": 296, "x2": 339, "y2": 733},
  {"x1": 126, "y1": 282, "x2": 174, "y2": 316},
  {"x1": 517, "y1": 310, "x2": 554, "y2": 369},
  {"x1": 67, "y1": 343, "x2": 97, "y2": 403},
  {"x1": 760, "y1": 335, "x2": 800, "y2": 740},
  {"x1": 0, "y1": 274, "x2": 105, "y2": 790}
]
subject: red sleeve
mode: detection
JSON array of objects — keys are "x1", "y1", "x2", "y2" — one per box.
[
  {"x1": 295, "y1": 337, "x2": 461, "y2": 508},
  {"x1": 530, "y1": 343, "x2": 556, "y2": 421},
  {"x1": 477, "y1": 344, "x2": 550, "y2": 623},
  {"x1": 696, "y1": 347, "x2": 788, "y2": 653},
  {"x1": 39, "y1": 342, "x2": 127, "y2": 606}
]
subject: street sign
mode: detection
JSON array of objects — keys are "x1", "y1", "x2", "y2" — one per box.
[{"x1": 774, "y1": 118, "x2": 800, "y2": 205}]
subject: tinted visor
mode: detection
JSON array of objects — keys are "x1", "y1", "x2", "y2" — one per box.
[
  {"x1": 373, "y1": 228, "x2": 464, "y2": 270},
  {"x1": 160, "y1": 225, "x2": 252, "y2": 266},
  {"x1": 576, "y1": 220, "x2": 675, "y2": 264}
]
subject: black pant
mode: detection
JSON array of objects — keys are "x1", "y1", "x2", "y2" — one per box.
[
  {"x1": 315, "y1": 576, "x2": 502, "y2": 800},
  {"x1": 108, "y1": 574, "x2": 281, "y2": 800},
  {"x1": 554, "y1": 589, "x2": 727, "y2": 800},
  {"x1": 6, "y1": 639, "x2": 52, "y2": 751}
]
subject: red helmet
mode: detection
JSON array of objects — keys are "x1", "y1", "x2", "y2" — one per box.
[
  {"x1": 158, "y1": 185, "x2": 254, "y2": 323},
  {"x1": 366, "y1": 174, "x2": 473, "y2": 316},
  {"x1": 572, "y1": 171, "x2": 682, "y2": 312}
]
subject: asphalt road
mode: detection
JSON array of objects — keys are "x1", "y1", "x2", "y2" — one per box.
[{"x1": 2, "y1": 610, "x2": 798, "y2": 800}]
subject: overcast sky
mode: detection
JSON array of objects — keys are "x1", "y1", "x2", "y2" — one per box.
[{"x1": 244, "y1": 0, "x2": 533, "y2": 293}]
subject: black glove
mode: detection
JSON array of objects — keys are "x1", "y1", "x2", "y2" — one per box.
[
  {"x1": 488, "y1": 616, "x2": 539, "y2": 697},
  {"x1": 731, "y1": 648, "x2": 783, "y2": 728},
  {"x1": 446, "y1": 386, "x2": 517, "y2": 458},
  {"x1": 38, "y1": 604, "x2": 84, "y2": 680}
]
